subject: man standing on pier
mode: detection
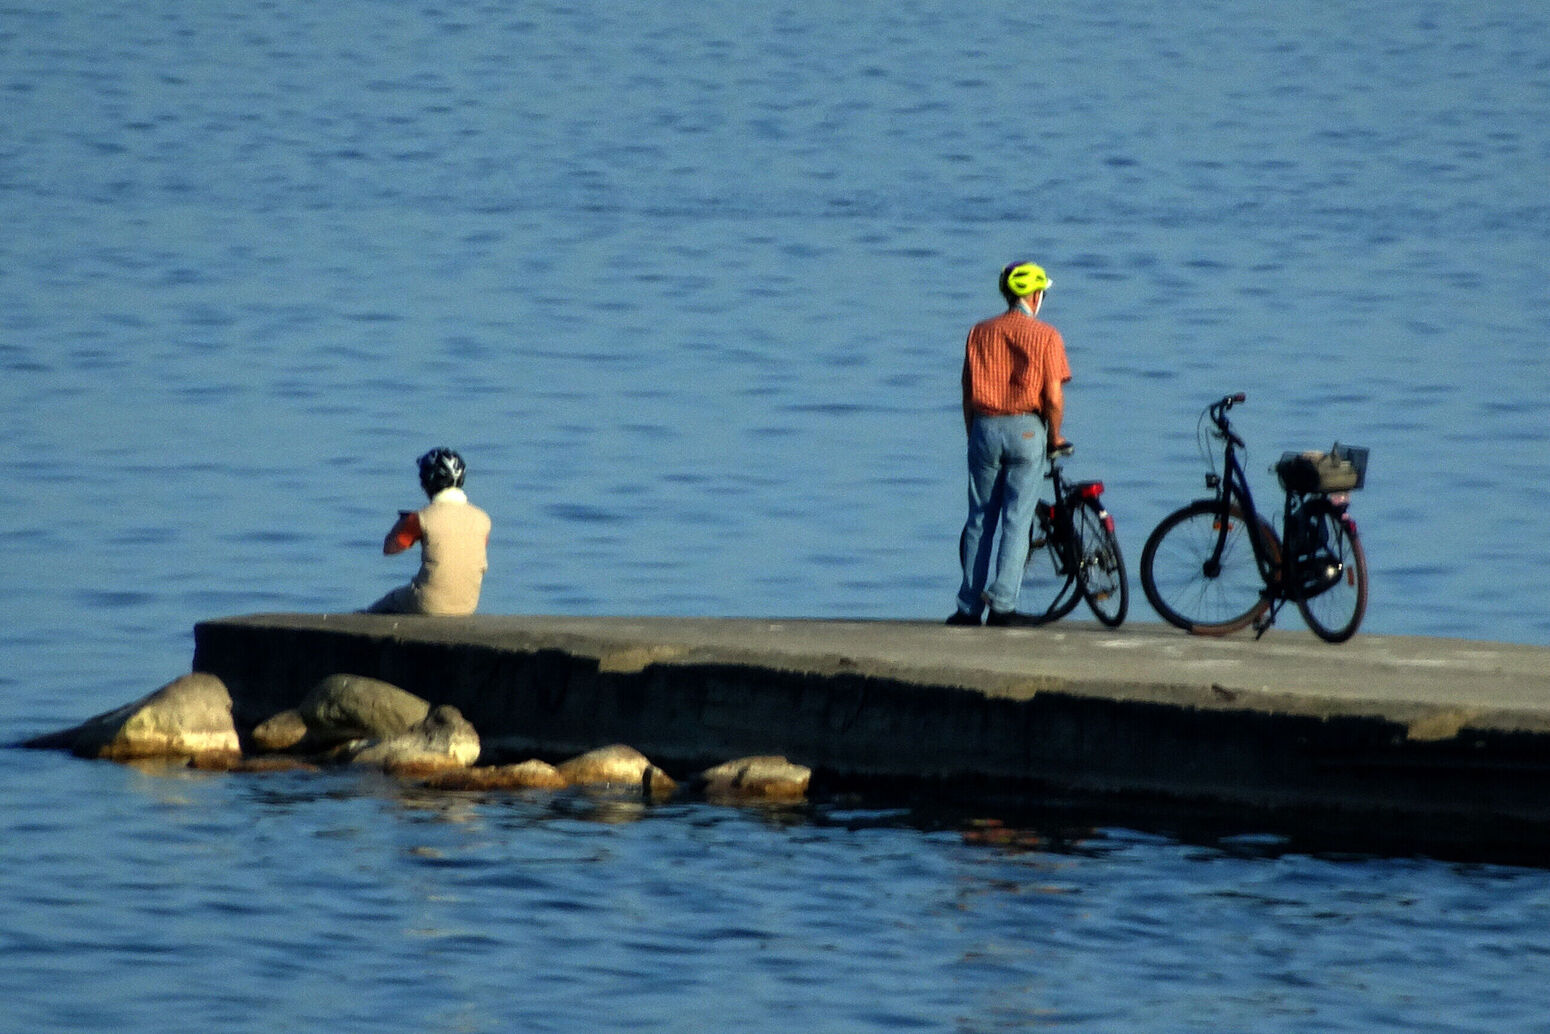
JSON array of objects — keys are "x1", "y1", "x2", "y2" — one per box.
[{"x1": 949, "y1": 261, "x2": 1072, "y2": 627}]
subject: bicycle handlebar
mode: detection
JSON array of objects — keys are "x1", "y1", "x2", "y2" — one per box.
[
  {"x1": 1208, "y1": 393, "x2": 1248, "y2": 447},
  {"x1": 1209, "y1": 392, "x2": 1246, "y2": 420}
]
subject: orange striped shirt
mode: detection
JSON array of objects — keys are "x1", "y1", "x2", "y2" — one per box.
[{"x1": 961, "y1": 308, "x2": 1071, "y2": 417}]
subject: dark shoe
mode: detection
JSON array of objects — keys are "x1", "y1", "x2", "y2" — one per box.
[
  {"x1": 945, "y1": 609, "x2": 981, "y2": 626},
  {"x1": 986, "y1": 609, "x2": 1040, "y2": 627}
]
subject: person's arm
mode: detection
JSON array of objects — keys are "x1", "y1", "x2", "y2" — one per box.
[
  {"x1": 961, "y1": 352, "x2": 974, "y2": 435},
  {"x1": 383, "y1": 511, "x2": 422, "y2": 555},
  {"x1": 1044, "y1": 378, "x2": 1067, "y2": 448},
  {"x1": 1044, "y1": 329, "x2": 1072, "y2": 448}
]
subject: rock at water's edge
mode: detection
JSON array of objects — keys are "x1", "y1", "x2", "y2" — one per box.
[
  {"x1": 556, "y1": 743, "x2": 677, "y2": 799},
  {"x1": 422, "y1": 759, "x2": 569, "y2": 791},
  {"x1": 23, "y1": 672, "x2": 240, "y2": 764},
  {"x1": 699, "y1": 755, "x2": 811, "y2": 801},
  {"x1": 249, "y1": 709, "x2": 310, "y2": 753},
  {"x1": 296, "y1": 673, "x2": 430, "y2": 747},
  {"x1": 346, "y1": 704, "x2": 481, "y2": 775}
]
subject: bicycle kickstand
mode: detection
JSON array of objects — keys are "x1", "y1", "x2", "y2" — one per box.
[{"x1": 1252, "y1": 597, "x2": 1284, "y2": 640}]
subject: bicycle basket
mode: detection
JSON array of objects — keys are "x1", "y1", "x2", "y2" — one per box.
[{"x1": 1276, "y1": 444, "x2": 1368, "y2": 494}]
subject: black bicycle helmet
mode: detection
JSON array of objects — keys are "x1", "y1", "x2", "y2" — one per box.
[{"x1": 417, "y1": 447, "x2": 466, "y2": 495}]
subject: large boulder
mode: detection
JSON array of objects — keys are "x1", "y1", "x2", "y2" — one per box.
[
  {"x1": 556, "y1": 744, "x2": 677, "y2": 799},
  {"x1": 291, "y1": 675, "x2": 427, "y2": 747},
  {"x1": 698, "y1": 756, "x2": 811, "y2": 801},
  {"x1": 345, "y1": 705, "x2": 481, "y2": 775},
  {"x1": 24, "y1": 672, "x2": 240, "y2": 764}
]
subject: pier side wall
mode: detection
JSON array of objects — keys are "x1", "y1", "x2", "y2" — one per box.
[{"x1": 191, "y1": 615, "x2": 1550, "y2": 858}]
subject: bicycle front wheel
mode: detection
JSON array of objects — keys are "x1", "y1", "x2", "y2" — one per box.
[
  {"x1": 1294, "y1": 500, "x2": 1368, "y2": 643},
  {"x1": 1072, "y1": 501, "x2": 1128, "y2": 627},
  {"x1": 1021, "y1": 518, "x2": 1084, "y2": 624},
  {"x1": 1140, "y1": 500, "x2": 1276, "y2": 635}
]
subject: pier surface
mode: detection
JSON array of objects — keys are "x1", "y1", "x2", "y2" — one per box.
[{"x1": 193, "y1": 613, "x2": 1550, "y2": 861}]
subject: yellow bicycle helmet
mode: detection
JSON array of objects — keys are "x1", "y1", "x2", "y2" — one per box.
[{"x1": 999, "y1": 261, "x2": 1052, "y2": 298}]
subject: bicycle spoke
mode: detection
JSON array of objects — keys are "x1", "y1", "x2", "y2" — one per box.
[
  {"x1": 1020, "y1": 501, "x2": 1083, "y2": 623},
  {"x1": 1141, "y1": 501, "x2": 1272, "y2": 634},
  {"x1": 1073, "y1": 502, "x2": 1127, "y2": 627},
  {"x1": 1294, "y1": 502, "x2": 1368, "y2": 642}
]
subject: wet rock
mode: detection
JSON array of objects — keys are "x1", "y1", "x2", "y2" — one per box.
[
  {"x1": 422, "y1": 759, "x2": 568, "y2": 791},
  {"x1": 699, "y1": 755, "x2": 811, "y2": 801},
  {"x1": 345, "y1": 705, "x2": 480, "y2": 775},
  {"x1": 556, "y1": 743, "x2": 677, "y2": 799},
  {"x1": 296, "y1": 674, "x2": 430, "y2": 748},
  {"x1": 23, "y1": 672, "x2": 240, "y2": 764}
]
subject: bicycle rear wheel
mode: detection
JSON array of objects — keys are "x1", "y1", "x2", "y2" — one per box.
[
  {"x1": 1140, "y1": 500, "x2": 1277, "y2": 635},
  {"x1": 1293, "y1": 499, "x2": 1368, "y2": 643},
  {"x1": 1072, "y1": 501, "x2": 1128, "y2": 627}
]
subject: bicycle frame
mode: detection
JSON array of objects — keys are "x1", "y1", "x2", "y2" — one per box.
[
  {"x1": 1024, "y1": 461, "x2": 1087, "y2": 616},
  {"x1": 1201, "y1": 424, "x2": 1281, "y2": 588},
  {"x1": 1037, "y1": 455, "x2": 1112, "y2": 576},
  {"x1": 1041, "y1": 468, "x2": 1108, "y2": 541}
]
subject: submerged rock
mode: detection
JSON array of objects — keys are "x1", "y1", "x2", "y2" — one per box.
[
  {"x1": 345, "y1": 704, "x2": 481, "y2": 775},
  {"x1": 191, "y1": 753, "x2": 320, "y2": 774},
  {"x1": 556, "y1": 743, "x2": 677, "y2": 799},
  {"x1": 24, "y1": 672, "x2": 240, "y2": 764},
  {"x1": 698, "y1": 756, "x2": 811, "y2": 801},
  {"x1": 422, "y1": 759, "x2": 569, "y2": 791}
]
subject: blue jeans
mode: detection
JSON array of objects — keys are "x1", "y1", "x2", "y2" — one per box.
[{"x1": 956, "y1": 413, "x2": 1048, "y2": 615}]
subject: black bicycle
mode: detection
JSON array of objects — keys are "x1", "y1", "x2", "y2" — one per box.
[
  {"x1": 1138, "y1": 393, "x2": 1369, "y2": 642},
  {"x1": 1018, "y1": 443, "x2": 1129, "y2": 627}
]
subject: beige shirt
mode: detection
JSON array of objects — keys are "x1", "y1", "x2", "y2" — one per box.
[{"x1": 408, "y1": 489, "x2": 492, "y2": 615}]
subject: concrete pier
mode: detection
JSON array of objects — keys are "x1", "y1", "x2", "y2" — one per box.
[{"x1": 192, "y1": 613, "x2": 1550, "y2": 861}]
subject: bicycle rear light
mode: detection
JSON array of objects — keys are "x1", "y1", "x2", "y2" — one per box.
[{"x1": 1077, "y1": 482, "x2": 1104, "y2": 501}]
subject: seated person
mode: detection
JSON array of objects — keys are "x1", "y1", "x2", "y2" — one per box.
[{"x1": 364, "y1": 447, "x2": 491, "y2": 616}]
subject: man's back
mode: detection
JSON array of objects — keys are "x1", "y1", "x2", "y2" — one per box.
[
  {"x1": 412, "y1": 494, "x2": 492, "y2": 615},
  {"x1": 963, "y1": 308, "x2": 1069, "y2": 418}
]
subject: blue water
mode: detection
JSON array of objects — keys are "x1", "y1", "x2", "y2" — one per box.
[{"x1": 4, "y1": 1, "x2": 1550, "y2": 1030}]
